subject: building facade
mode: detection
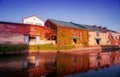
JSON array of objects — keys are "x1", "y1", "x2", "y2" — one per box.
[
  {"x1": 45, "y1": 19, "x2": 89, "y2": 46},
  {"x1": 72, "y1": 24, "x2": 120, "y2": 46},
  {"x1": 1, "y1": 17, "x2": 120, "y2": 46},
  {"x1": 0, "y1": 21, "x2": 55, "y2": 45},
  {"x1": 22, "y1": 16, "x2": 44, "y2": 26}
]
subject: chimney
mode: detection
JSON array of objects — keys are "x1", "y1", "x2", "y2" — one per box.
[{"x1": 98, "y1": 26, "x2": 102, "y2": 29}]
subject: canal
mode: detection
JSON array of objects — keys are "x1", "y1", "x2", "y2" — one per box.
[{"x1": 0, "y1": 50, "x2": 120, "y2": 77}]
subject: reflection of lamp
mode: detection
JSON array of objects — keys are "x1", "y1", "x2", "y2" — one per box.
[
  {"x1": 97, "y1": 53, "x2": 102, "y2": 68},
  {"x1": 97, "y1": 53, "x2": 101, "y2": 60},
  {"x1": 23, "y1": 59, "x2": 28, "y2": 69},
  {"x1": 73, "y1": 55, "x2": 78, "y2": 72},
  {"x1": 35, "y1": 51, "x2": 40, "y2": 67}
]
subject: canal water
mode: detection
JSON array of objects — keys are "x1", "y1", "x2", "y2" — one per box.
[{"x1": 0, "y1": 50, "x2": 120, "y2": 77}]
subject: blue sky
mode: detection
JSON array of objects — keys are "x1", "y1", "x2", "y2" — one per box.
[{"x1": 0, "y1": 0, "x2": 120, "y2": 32}]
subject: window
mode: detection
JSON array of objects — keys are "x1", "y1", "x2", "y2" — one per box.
[
  {"x1": 80, "y1": 32, "x2": 82, "y2": 39},
  {"x1": 96, "y1": 31, "x2": 99, "y2": 36},
  {"x1": 29, "y1": 36, "x2": 36, "y2": 42},
  {"x1": 33, "y1": 18, "x2": 36, "y2": 20},
  {"x1": 47, "y1": 22, "x2": 51, "y2": 28},
  {"x1": 31, "y1": 27, "x2": 35, "y2": 31},
  {"x1": 36, "y1": 36, "x2": 40, "y2": 43},
  {"x1": 52, "y1": 36, "x2": 56, "y2": 40},
  {"x1": 24, "y1": 35, "x2": 29, "y2": 44},
  {"x1": 73, "y1": 30, "x2": 76, "y2": 35}
]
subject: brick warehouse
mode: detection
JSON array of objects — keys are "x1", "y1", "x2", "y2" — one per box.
[{"x1": 0, "y1": 21, "x2": 55, "y2": 45}]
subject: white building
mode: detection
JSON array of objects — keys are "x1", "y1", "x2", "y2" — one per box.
[{"x1": 22, "y1": 15, "x2": 44, "y2": 26}]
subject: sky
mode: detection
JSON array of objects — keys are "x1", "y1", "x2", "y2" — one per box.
[{"x1": 0, "y1": 0, "x2": 120, "y2": 32}]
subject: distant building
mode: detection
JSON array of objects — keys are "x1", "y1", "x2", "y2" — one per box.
[
  {"x1": 72, "y1": 23, "x2": 120, "y2": 46},
  {"x1": 71, "y1": 24, "x2": 108, "y2": 46},
  {"x1": 22, "y1": 16, "x2": 44, "y2": 26}
]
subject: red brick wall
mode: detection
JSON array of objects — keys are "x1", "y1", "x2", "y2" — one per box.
[
  {"x1": 0, "y1": 23, "x2": 29, "y2": 44},
  {"x1": 0, "y1": 33, "x2": 24, "y2": 44},
  {"x1": 0, "y1": 22, "x2": 54, "y2": 44}
]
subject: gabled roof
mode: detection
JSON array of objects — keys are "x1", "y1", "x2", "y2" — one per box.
[
  {"x1": 48, "y1": 19, "x2": 80, "y2": 28},
  {"x1": 71, "y1": 22, "x2": 94, "y2": 30},
  {"x1": 48, "y1": 19, "x2": 105, "y2": 31},
  {"x1": 0, "y1": 21, "x2": 46, "y2": 29},
  {"x1": 22, "y1": 15, "x2": 44, "y2": 26},
  {"x1": 48, "y1": 19, "x2": 106, "y2": 32},
  {"x1": 89, "y1": 25, "x2": 117, "y2": 32},
  {"x1": 0, "y1": 21, "x2": 29, "y2": 26},
  {"x1": 47, "y1": 19, "x2": 117, "y2": 33},
  {"x1": 71, "y1": 23, "x2": 111, "y2": 32},
  {"x1": 71, "y1": 23, "x2": 103, "y2": 32},
  {"x1": 23, "y1": 15, "x2": 44, "y2": 21},
  {"x1": 70, "y1": 22, "x2": 86, "y2": 29}
]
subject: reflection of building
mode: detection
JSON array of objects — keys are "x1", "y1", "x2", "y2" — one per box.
[
  {"x1": 110, "y1": 51, "x2": 120, "y2": 64},
  {"x1": 23, "y1": 54, "x2": 56, "y2": 77},
  {"x1": 57, "y1": 53, "x2": 74, "y2": 76},
  {"x1": 100, "y1": 52, "x2": 110, "y2": 67},
  {"x1": 0, "y1": 21, "x2": 55, "y2": 45},
  {"x1": 89, "y1": 52, "x2": 110, "y2": 70},
  {"x1": 113, "y1": 51, "x2": 120, "y2": 64},
  {"x1": 56, "y1": 53, "x2": 89, "y2": 76},
  {"x1": 23, "y1": 16, "x2": 44, "y2": 26},
  {"x1": 79, "y1": 54, "x2": 89, "y2": 72},
  {"x1": 89, "y1": 53, "x2": 98, "y2": 69}
]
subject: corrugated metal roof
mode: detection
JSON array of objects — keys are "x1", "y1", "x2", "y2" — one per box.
[
  {"x1": 48, "y1": 19, "x2": 102, "y2": 31},
  {"x1": 71, "y1": 22, "x2": 86, "y2": 29},
  {"x1": 48, "y1": 19, "x2": 80, "y2": 28},
  {"x1": 71, "y1": 23, "x2": 101, "y2": 31},
  {"x1": 72, "y1": 23, "x2": 107, "y2": 32},
  {"x1": 48, "y1": 19, "x2": 116, "y2": 32}
]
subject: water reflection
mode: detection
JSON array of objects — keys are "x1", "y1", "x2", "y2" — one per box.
[
  {"x1": 64, "y1": 51, "x2": 120, "y2": 77},
  {"x1": 0, "y1": 50, "x2": 120, "y2": 77}
]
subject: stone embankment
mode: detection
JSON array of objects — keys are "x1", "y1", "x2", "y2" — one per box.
[
  {"x1": 0, "y1": 45, "x2": 120, "y2": 55},
  {"x1": 28, "y1": 45, "x2": 120, "y2": 54}
]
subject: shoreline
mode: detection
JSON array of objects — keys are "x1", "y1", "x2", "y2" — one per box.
[{"x1": 0, "y1": 45, "x2": 120, "y2": 55}]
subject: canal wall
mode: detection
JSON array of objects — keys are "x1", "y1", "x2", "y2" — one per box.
[
  {"x1": 101, "y1": 45, "x2": 120, "y2": 51},
  {"x1": 0, "y1": 45, "x2": 120, "y2": 55},
  {"x1": 28, "y1": 45, "x2": 120, "y2": 54}
]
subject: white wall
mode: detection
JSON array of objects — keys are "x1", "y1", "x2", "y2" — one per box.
[
  {"x1": 100, "y1": 32, "x2": 107, "y2": 45},
  {"x1": 23, "y1": 16, "x2": 44, "y2": 26},
  {"x1": 89, "y1": 31, "x2": 108, "y2": 45},
  {"x1": 29, "y1": 39, "x2": 55, "y2": 45},
  {"x1": 89, "y1": 32, "x2": 96, "y2": 45}
]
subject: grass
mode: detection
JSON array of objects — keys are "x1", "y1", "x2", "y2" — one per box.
[
  {"x1": 0, "y1": 43, "x2": 74, "y2": 52},
  {"x1": 0, "y1": 44, "x2": 27, "y2": 52},
  {"x1": 29, "y1": 43, "x2": 74, "y2": 50}
]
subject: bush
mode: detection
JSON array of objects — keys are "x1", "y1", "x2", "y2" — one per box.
[
  {"x1": 83, "y1": 42, "x2": 88, "y2": 46},
  {"x1": 57, "y1": 45, "x2": 74, "y2": 50},
  {"x1": 0, "y1": 44, "x2": 28, "y2": 52},
  {"x1": 29, "y1": 43, "x2": 56, "y2": 50},
  {"x1": 29, "y1": 43, "x2": 74, "y2": 50},
  {"x1": 0, "y1": 44, "x2": 75, "y2": 52}
]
